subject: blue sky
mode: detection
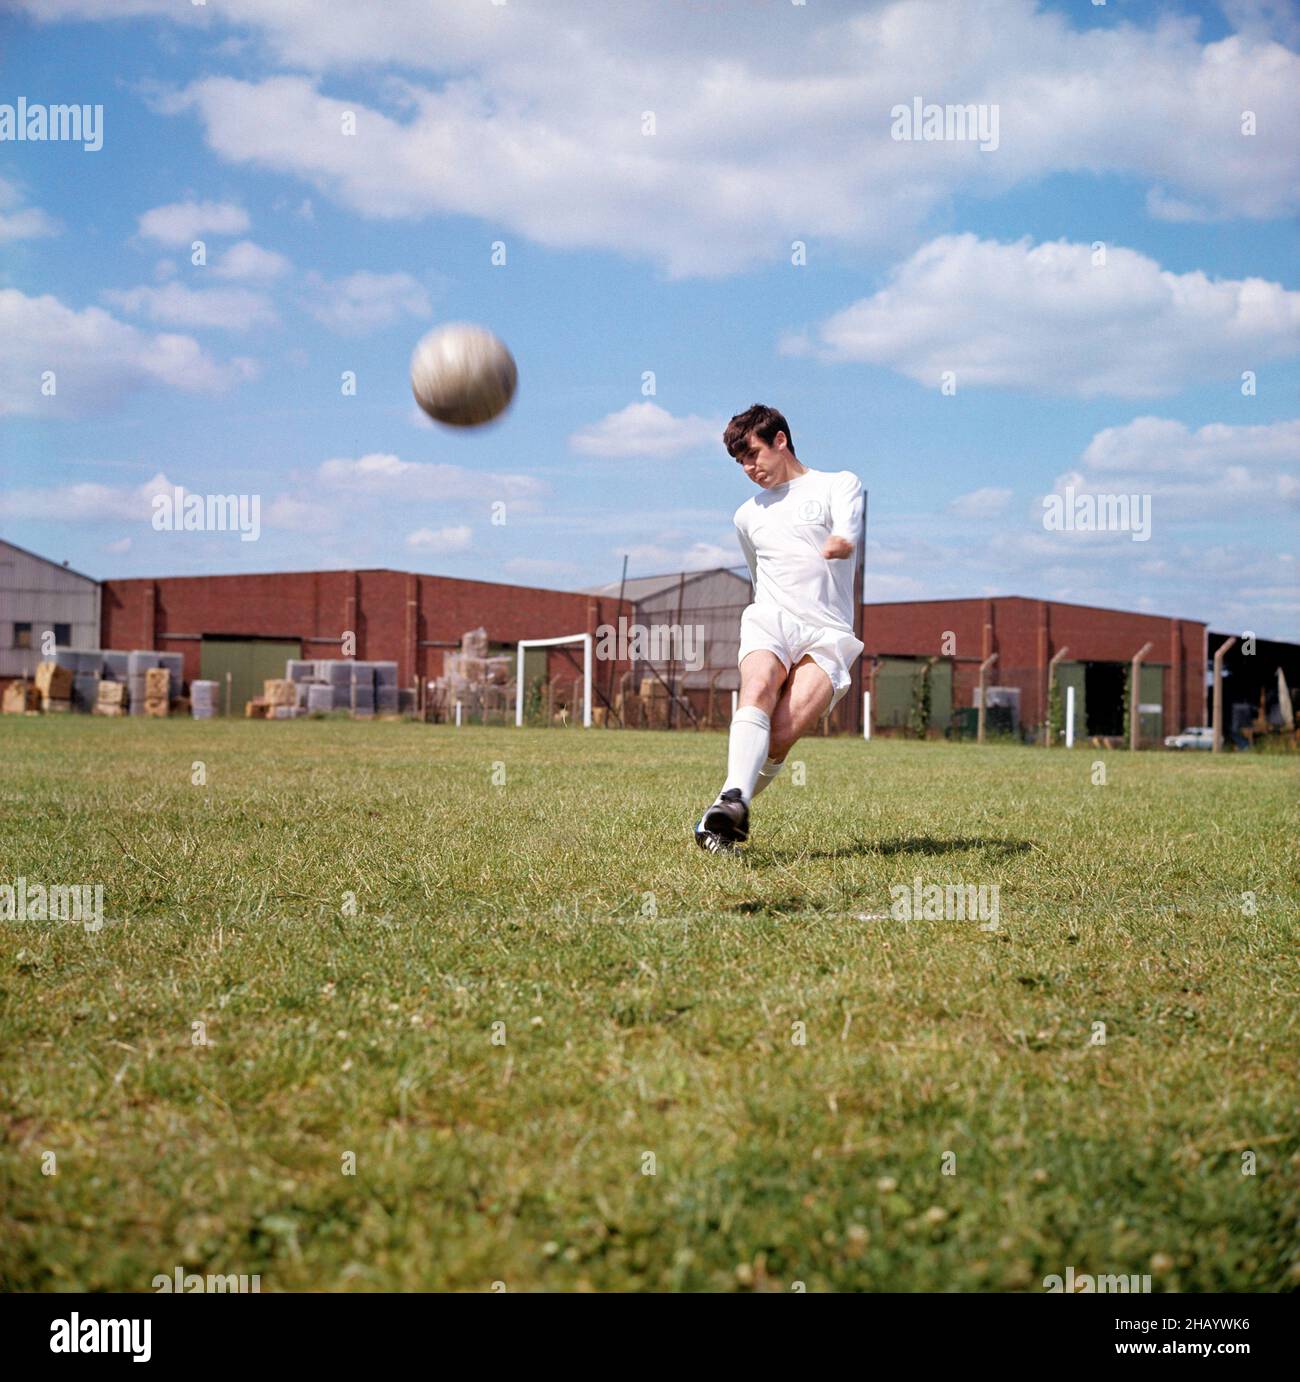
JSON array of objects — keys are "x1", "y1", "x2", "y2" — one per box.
[{"x1": 2, "y1": 0, "x2": 1297, "y2": 637}]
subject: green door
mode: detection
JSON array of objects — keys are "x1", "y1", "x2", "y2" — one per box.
[
  {"x1": 521, "y1": 646, "x2": 548, "y2": 724},
  {"x1": 1138, "y1": 663, "x2": 1165, "y2": 745},
  {"x1": 875, "y1": 657, "x2": 918, "y2": 729},
  {"x1": 200, "y1": 638, "x2": 301, "y2": 715},
  {"x1": 930, "y1": 658, "x2": 953, "y2": 731},
  {"x1": 1055, "y1": 662, "x2": 1086, "y2": 742}
]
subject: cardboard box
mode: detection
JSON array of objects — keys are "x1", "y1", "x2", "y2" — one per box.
[
  {"x1": 3, "y1": 680, "x2": 41, "y2": 714},
  {"x1": 145, "y1": 667, "x2": 171, "y2": 698},
  {"x1": 143, "y1": 698, "x2": 169, "y2": 718},
  {"x1": 97, "y1": 680, "x2": 127, "y2": 706},
  {"x1": 92, "y1": 704, "x2": 127, "y2": 717},
  {"x1": 43, "y1": 698, "x2": 73, "y2": 714},
  {"x1": 263, "y1": 679, "x2": 296, "y2": 707},
  {"x1": 245, "y1": 699, "x2": 269, "y2": 719},
  {"x1": 34, "y1": 663, "x2": 74, "y2": 700}
]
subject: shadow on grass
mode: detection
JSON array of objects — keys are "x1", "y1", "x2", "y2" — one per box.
[{"x1": 759, "y1": 835, "x2": 1037, "y2": 862}]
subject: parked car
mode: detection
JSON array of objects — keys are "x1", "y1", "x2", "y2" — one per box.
[{"x1": 1164, "y1": 726, "x2": 1215, "y2": 750}]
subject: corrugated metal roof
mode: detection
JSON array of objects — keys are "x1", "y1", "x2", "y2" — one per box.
[
  {"x1": 0, "y1": 538, "x2": 98, "y2": 587},
  {"x1": 584, "y1": 566, "x2": 750, "y2": 599}
]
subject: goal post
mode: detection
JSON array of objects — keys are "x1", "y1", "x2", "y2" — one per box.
[{"x1": 515, "y1": 633, "x2": 593, "y2": 727}]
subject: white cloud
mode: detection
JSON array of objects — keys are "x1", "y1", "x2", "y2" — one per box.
[
  {"x1": 102, "y1": 281, "x2": 277, "y2": 332},
  {"x1": 1145, "y1": 187, "x2": 1213, "y2": 224},
  {"x1": 949, "y1": 486, "x2": 1013, "y2": 518},
  {"x1": 0, "y1": 289, "x2": 256, "y2": 417},
  {"x1": 569, "y1": 402, "x2": 719, "y2": 459},
  {"x1": 0, "y1": 176, "x2": 59, "y2": 241},
  {"x1": 304, "y1": 270, "x2": 429, "y2": 334},
  {"x1": 5, "y1": 471, "x2": 342, "y2": 537},
  {"x1": 1053, "y1": 415, "x2": 1300, "y2": 517},
  {"x1": 4, "y1": 470, "x2": 173, "y2": 522},
  {"x1": 788, "y1": 235, "x2": 1300, "y2": 398},
  {"x1": 622, "y1": 537, "x2": 739, "y2": 573},
  {"x1": 105, "y1": 0, "x2": 1300, "y2": 277},
  {"x1": 211, "y1": 239, "x2": 291, "y2": 281},
  {"x1": 407, "y1": 525, "x2": 471, "y2": 553},
  {"x1": 317, "y1": 452, "x2": 545, "y2": 503},
  {"x1": 137, "y1": 199, "x2": 250, "y2": 246}
]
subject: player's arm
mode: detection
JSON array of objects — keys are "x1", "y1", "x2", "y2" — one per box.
[
  {"x1": 822, "y1": 471, "x2": 863, "y2": 560},
  {"x1": 736, "y1": 517, "x2": 759, "y2": 590}
]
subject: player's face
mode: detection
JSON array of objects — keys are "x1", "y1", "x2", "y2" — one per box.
[{"x1": 735, "y1": 431, "x2": 788, "y2": 488}]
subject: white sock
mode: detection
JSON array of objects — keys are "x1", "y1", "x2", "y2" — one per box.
[
  {"x1": 749, "y1": 755, "x2": 786, "y2": 799},
  {"x1": 721, "y1": 705, "x2": 771, "y2": 803}
]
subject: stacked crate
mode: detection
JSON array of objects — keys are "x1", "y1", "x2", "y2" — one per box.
[
  {"x1": 264, "y1": 678, "x2": 299, "y2": 719},
  {"x1": 144, "y1": 667, "x2": 171, "y2": 717},
  {"x1": 190, "y1": 680, "x2": 219, "y2": 719},
  {"x1": 640, "y1": 676, "x2": 670, "y2": 728},
  {"x1": 350, "y1": 662, "x2": 375, "y2": 718},
  {"x1": 3, "y1": 680, "x2": 41, "y2": 714},
  {"x1": 427, "y1": 630, "x2": 512, "y2": 721},
  {"x1": 94, "y1": 681, "x2": 128, "y2": 716},
  {"x1": 35, "y1": 662, "x2": 74, "y2": 713},
  {"x1": 372, "y1": 661, "x2": 399, "y2": 714},
  {"x1": 128, "y1": 651, "x2": 156, "y2": 716}
]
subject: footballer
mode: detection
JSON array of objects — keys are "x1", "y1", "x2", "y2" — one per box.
[{"x1": 695, "y1": 404, "x2": 865, "y2": 852}]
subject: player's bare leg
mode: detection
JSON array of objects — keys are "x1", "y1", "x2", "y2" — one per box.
[
  {"x1": 752, "y1": 655, "x2": 834, "y2": 798},
  {"x1": 769, "y1": 655, "x2": 835, "y2": 758},
  {"x1": 695, "y1": 653, "x2": 834, "y2": 849}
]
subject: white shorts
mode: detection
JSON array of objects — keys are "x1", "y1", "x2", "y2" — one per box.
[{"x1": 737, "y1": 604, "x2": 865, "y2": 712}]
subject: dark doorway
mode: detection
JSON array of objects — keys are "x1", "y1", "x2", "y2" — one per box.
[{"x1": 1083, "y1": 661, "x2": 1125, "y2": 736}]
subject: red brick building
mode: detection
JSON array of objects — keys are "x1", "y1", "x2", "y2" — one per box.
[
  {"x1": 95, "y1": 568, "x2": 1209, "y2": 738},
  {"x1": 861, "y1": 596, "x2": 1206, "y2": 741},
  {"x1": 100, "y1": 568, "x2": 632, "y2": 713}
]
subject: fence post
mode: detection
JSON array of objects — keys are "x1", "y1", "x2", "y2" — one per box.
[
  {"x1": 977, "y1": 652, "x2": 998, "y2": 744},
  {"x1": 1130, "y1": 642, "x2": 1153, "y2": 751},
  {"x1": 1212, "y1": 637, "x2": 1237, "y2": 753}
]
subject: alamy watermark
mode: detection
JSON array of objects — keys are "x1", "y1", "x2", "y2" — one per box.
[
  {"x1": 0, "y1": 98, "x2": 103, "y2": 151},
  {"x1": 153, "y1": 1266, "x2": 261, "y2": 1293},
  {"x1": 50, "y1": 1316, "x2": 150, "y2": 1362},
  {"x1": 595, "y1": 618, "x2": 704, "y2": 671},
  {"x1": 890, "y1": 98, "x2": 999, "y2": 152},
  {"x1": 152, "y1": 485, "x2": 261, "y2": 542},
  {"x1": 1043, "y1": 1265, "x2": 1152, "y2": 1293},
  {"x1": 1, "y1": 877, "x2": 103, "y2": 933},
  {"x1": 890, "y1": 877, "x2": 1000, "y2": 928},
  {"x1": 1043, "y1": 485, "x2": 1151, "y2": 542}
]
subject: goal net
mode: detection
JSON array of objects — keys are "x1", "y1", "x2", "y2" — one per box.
[{"x1": 514, "y1": 633, "x2": 593, "y2": 727}]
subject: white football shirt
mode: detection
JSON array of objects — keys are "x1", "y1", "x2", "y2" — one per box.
[{"x1": 734, "y1": 467, "x2": 864, "y2": 634}]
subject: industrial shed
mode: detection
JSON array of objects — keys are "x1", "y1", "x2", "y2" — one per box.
[
  {"x1": 584, "y1": 568, "x2": 754, "y2": 727},
  {"x1": 0, "y1": 539, "x2": 101, "y2": 680}
]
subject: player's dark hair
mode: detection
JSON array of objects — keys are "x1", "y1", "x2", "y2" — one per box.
[{"x1": 723, "y1": 404, "x2": 795, "y2": 460}]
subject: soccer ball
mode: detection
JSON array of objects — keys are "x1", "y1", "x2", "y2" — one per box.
[{"x1": 410, "y1": 323, "x2": 517, "y2": 427}]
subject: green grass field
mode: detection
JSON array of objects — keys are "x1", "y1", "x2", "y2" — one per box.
[{"x1": 1, "y1": 717, "x2": 1296, "y2": 1292}]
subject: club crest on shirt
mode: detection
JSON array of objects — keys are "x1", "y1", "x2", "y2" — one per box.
[{"x1": 796, "y1": 499, "x2": 824, "y2": 523}]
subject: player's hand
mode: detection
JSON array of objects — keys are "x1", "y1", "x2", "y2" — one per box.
[{"x1": 822, "y1": 536, "x2": 854, "y2": 560}]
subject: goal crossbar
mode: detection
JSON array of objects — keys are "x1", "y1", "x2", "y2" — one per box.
[{"x1": 515, "y1": 633, "x2": 593, "y2": 727}]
